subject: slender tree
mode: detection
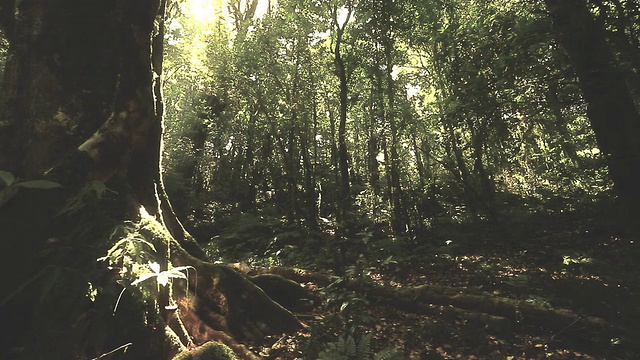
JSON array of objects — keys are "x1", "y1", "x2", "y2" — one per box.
[{"x1": 330, "y1": 0, "x2": 355, "y2": 224}]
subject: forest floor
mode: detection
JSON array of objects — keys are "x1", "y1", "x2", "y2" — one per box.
[{"x1": 216, "y1": 201, "x2": 640, "y2": 359}]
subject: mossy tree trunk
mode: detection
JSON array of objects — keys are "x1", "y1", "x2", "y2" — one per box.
[{"x1": 0, "y1": 1, "x2": 302, "y2": 359}]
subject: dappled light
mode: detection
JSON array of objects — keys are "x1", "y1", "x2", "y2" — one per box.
[{"x1": 1, "y1": 0, "x2": 640, "y2": 359}]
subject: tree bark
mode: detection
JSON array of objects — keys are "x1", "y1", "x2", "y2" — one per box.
[
  {"x1": 332, "y1": 3, "x2": 353, "y2": 224},
  {"x1": 545, "y1": 0, "x2": 640, "y2": 223},
  {"x1": 383, "y1": 30, "x2": 405, "y2": 233},
  {"x1": 0, "y1": 0, "x2": 164, "y2": 288}
]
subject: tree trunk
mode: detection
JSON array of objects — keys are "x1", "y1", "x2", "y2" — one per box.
[
  {"x1": 383, "y1": 32, "x2": 405, "y2": 233},
  {"x1": 445, "y1": 119, "x2": 480, "y2": 214},
  {"x1": 326, "y1": 87, "x2": 341, "y2": 217},
  {"x1": 368, "y1": 97, "x2": 381, "y2": 198},
  {"x1": 545, "y1": 0, "x2": 640, "y2": 223},
  {"x1": 333, "y1": 4, "x2": 352, "y2": 224},
  {"x1": 0, "y1": 2, "x2": 302, "y2": 359},
  {"x1": 466, "y1": 117, "x2": 497, "y2": 219},
  {"x1": 239, "y1": 110, "x2": 257, "y2": 212},
  {"x1": 301, "y1": 112, "x2": 318, "y2": 228}
]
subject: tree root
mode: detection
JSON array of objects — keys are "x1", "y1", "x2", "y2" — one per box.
[
  {"x1": 357, "y1": 282, "x2": 611, "y2": 334},
  {"x1": 257, "y1": 266, "x2": 617, "y2": 339},
  {"x1": 165, "y1": 251, "x2": 304, "y2": 359}
]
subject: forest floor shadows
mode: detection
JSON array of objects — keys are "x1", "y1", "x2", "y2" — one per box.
[{"x1": 210, "y1": 200, "x2": 639, "y2": 359}]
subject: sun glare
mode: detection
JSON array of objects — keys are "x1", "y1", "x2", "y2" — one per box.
[
  {"x1": 186, "y1": 0, "x2": 221, "y2": 25},
  {"x1": 186, "y1": 0, "x2": 269, "y2": 26},
  {"x1": 255, "y1": 0, "x2": 269, "y2": 19}
]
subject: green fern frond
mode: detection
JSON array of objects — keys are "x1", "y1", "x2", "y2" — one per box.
[
  {"x1": 345, "y1": 335, "x2": 357, "y2": 357},
  {"x1": 373, "y1": 348, "x2": 403, "y2": 360},
  {"x1": 357, "y1": 333, "x2": 372, "y2": 358},
  {"x1": 317, "y1": 345, "x2": 349, "y2": 360}
]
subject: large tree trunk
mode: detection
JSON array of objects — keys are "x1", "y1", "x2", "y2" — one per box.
[
  {"x1": 545, "y1": 0, "x2": 640, "y2": 223},
  {"x1": 0, "y1": 1, "x2": 302, "y2": 359}
]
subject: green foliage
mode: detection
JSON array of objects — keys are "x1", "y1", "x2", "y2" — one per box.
[
  {"x1": 161, "y1": 0, "x2": 613, "y2": 246},
  {"x1": 0, "y1": 170, "x2": 61, "y2": 189},
  {"x1": 97, "y1": 211, "x2": 194, "y2": 315},
  {"x1": 173, "y1": 341, "x2": 238, "y2": 360},
  {"x1": 562, "y1": 254, "x2": 593, "y2": 266},
  {"x1": 98, "y1": 222, "x2": 158, "y2": 269},
  {"x1": 318, "y1": 333, "x2": 403, "y2": 360},
  {"x1": 372, "y1": 348, "x2": 405, "y2": 360},
  {"x1": 59, "y1": 180, "x2": 114, "y2": 214},
  {"x1": 301, "y1": 266, "x2": 405, "y2": 359},
  {"x1": 210, "y1": 212, "x2": 278, "y2": 258},
  {"x1": 0, "y1": 170, "x2": 15, "y2": 185},
  {"x1": 0, "y1": 170, "x2": 62, "y2": 206},
  {"x1": 16, "y1": 179, "x2": 62, "y2": 189}
]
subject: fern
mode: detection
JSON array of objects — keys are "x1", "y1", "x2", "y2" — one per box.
[
  {"x1": 318, "y1": 341, "x2": 348, "y2": 360},
  {"x1": 318, "y1": 333, "x2": 401, "y2": 360},
  {"x1": 345, "y1": 336, "x2": 357, "y2": 357},
  {"x1": 373, "y1": 348, "x2": 404, "y2": 360},
  {"x1": 357, "y1": 333, "x2": 372, "y2": 359}
]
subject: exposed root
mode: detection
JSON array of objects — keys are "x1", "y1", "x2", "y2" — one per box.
[{"x1": 161, "y1": 251, "x2": 304, "y2": 359}]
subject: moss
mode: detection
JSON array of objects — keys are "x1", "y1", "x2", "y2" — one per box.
[
  {"x1": 171, "y1": 341, "x2": 238, "y2": 360},
  {"x1": 139, "y1": 206, "x2": 174, "y2": 240}
]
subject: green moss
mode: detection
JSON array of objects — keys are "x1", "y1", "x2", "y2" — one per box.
[
  {"x1": 171, "y1": 342, "x2": 237, "y2": 360},
  {"x1": 139, "y1": 207, "x2": 174, "y2": 241}
]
